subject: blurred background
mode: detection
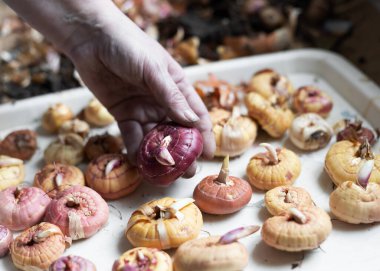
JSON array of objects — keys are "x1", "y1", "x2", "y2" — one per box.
[{"x1": 0, "y1": 0, "x2": 379, "y2": 103}]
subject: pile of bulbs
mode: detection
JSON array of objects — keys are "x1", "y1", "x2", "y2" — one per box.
[{"x1": 0, "y1": 68, "x2": 379, "y2": 271}]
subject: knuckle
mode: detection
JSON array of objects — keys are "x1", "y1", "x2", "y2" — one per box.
[
  {"x1": 172, "y1": 70, "x2": 186, "y2": 84},
  {"x1": 167, "y1": 90, "x2": 186, "y2": 106},
  {"x1": 143, "y1": 60, "x2": 164, "y2": 83}
]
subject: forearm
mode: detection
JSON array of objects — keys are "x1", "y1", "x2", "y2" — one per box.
[{"x1": 3, "y1": 0, "x2": 125, "y2": 54}]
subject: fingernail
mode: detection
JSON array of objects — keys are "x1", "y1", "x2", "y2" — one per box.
[{"x1": 184, "y1": 109, "x2": 200, "y2": 122}]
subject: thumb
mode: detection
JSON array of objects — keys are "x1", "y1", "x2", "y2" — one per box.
[{"x1": 144, "y1": 65, "x2": 200, "y2": 125}]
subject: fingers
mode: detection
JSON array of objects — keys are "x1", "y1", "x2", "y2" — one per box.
[
  {"x1": 143, "y1": 62, "x2": 200, "y2": 126},
  {"x1": 108, "y1": 96, "x2": 166, "y2": 124},
  {"x1": 180, "y1": 82, "x2": 215, "y2": 159},
  {"x1": 142, "y1": 122, "x2": 157, "y2": 135},
  {"x1": 182, "y1": 161, "x2": 197, "y2": 179},
  {"x1": 168, "y1": 61, "x2": 215, "y2": 159},
  {"x1": 117, "y1": 120, "x2": 143, "y2": 165}
]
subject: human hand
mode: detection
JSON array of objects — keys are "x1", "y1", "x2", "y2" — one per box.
[{"x1": 66, "y1": 9, "x2": 215, "y2": 175}]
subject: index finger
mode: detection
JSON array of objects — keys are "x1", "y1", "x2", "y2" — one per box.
[
  {"x1": 167, "y1": 58, "x2": 215, "y2": 159},
  {"x1": 180, "y1": 82, "x2": 215, "y2": 159}
]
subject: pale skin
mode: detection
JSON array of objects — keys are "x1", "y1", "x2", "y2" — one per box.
[{"x1": 4, "y1": 0, "x2": 215, "y2": 176}]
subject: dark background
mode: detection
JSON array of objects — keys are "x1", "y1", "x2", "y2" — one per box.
[{"x1": 0, "y1": 0, "x2": 379, "y2": 103}]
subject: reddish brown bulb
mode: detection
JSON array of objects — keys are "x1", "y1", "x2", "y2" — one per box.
[
  {"x1": 336, "y1": 119, "x2": 377, "y2": 145},
  {"x1": 193, "y1": 156, "x2": 252, "y2": 214},
  {"x1": 84, "y1": 133, "x2": 124, "y2": 161},
  {"x1": 0, "y1": 129, "x2": 37, "y2": 160}
]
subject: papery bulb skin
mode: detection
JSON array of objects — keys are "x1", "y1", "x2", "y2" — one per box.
[{"x1": 137, "y1": 123, "x2": 203, "y2": 186}]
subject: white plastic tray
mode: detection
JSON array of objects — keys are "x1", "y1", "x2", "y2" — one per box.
[{"x1": 1, "y1": 49, "x2": 380, "y2": 271}]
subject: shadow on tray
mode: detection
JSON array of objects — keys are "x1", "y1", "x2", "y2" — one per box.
[{"x1": 253, "y1": 240, "x2": 306, "y2": 268}]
